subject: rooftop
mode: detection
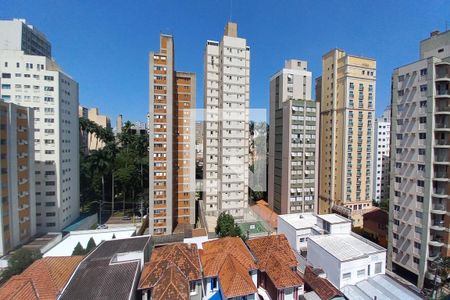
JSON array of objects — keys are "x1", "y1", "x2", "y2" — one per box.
[
  {"x1": 308, "y1": 233, "x2": 385, "y2": 261},
  {"x1": 201, "y1": 237, "x2": 257, "y2": 298},
  {"x1": 341, "y1": 274, "x2": 423, "y2": 300},
  {"x1": 247, "y1": 235, "x2": 303, "y2": 289},
  {"x1": 0, "y1": 256, "x2": 83, "y2": 300},
  {"x1": 302, "y1": 266, "x2": 344, "y2": 300},
  {"x1": 279, "y1": 213, "x2": 350, "y2": 231},
  {"x1": 317, "y1": 214, "x2": 349, "y2": 224},
  {"x1": 138, "y1": 243, "x2": 202, "y2": 300},
  {"x1": 59, "y1": 236, "x2": 150, "y2": 300}
]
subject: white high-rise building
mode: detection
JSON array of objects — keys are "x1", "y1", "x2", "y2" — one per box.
[
  {"x1": 0, "y1": 19, "x2": 79, "y2": 233},
  {"x1": 373, "y1": 106, "x2": 391, "y2": 203},
  {"x1": 388, "y1": 30, "x2": 450, "y2": 289},
  {"x1": 268, "y1": 60, "x2": 319, "y2": 214},
  {"x1": 203, "y1": 22, "x2": 250, "y2": 219}
]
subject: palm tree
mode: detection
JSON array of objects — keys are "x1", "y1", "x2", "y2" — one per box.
[{"x1": 89, "y1": 148, "x2": 113, "y2": 224}]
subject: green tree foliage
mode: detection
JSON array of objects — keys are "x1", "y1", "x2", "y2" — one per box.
[
  {"x1": 85, "y1": 237, "x2": 97, "y2": 253},
  {"x1": 72, "y1": 242, "x2": 85, "y2": 256},
  {"x1": 2, "y1": 248, "x2": 42, "y2": 281},
  {"x1": 215, "y1": 212, "x2": 243, "y2": 239},
  {"x1": 79, "y1": 117, "x2": 149, "y2": 221}
]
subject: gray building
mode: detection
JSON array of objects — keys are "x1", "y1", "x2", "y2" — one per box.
[
  {"x1": 388, "y1": 30, "x2": 450, "y2": 289},
  {"x1": 268, "y1": 60, "x2": 319, "y2": 214},
  {"x1": 0, "y1": 19, "x2": 51, "y2": 57}
]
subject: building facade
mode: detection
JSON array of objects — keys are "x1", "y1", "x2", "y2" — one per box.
[
  {"x1": 268, "y1": 60, "x2": 319, "y2": 214},
  {"x1": 148, "y1": 34, "x2": 196, "y2": 235},
  {"x1": 388, "y1": 30, "x2": 450, "y2": 288},
  {"x1": 317, "y1": 49, "x2": 376, "y2": 227},
  {"x1": 78, "y1": 106, "x2": 111, "y2": 153},
  {"x1": 0, "y1": 100, "x2": 35, "y2": 255},
  {"x1": 0, "y1": 19, "x2": 51, "y2": 58},
  {"x1": 373, "y1": 106, "x2": 391, "y2": 203},
  {"x1": 0, "y1": 20, "x2": 80, "y2": 233},
  {"x1": 203, "y1": 22, "x2": 250, "y2": 219}
]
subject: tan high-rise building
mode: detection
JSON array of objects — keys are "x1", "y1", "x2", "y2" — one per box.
[
  {"x1": 148, "y1": 34, "x2": 196, "y2": 235},
  {"x1": 78, "y1": 106, "x2": 111, "y2": 153},
  {"x1": 318, "y1": 49, "x2": 376, "y2": 227},
  {"x1": 203, "y1": 22, "x2": 250, "y2": 220},
  {"x1": 0, "y1": 100, "x2": 35, "y2": 255}
]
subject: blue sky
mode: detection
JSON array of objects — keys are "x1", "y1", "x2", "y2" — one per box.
[{"x1": 2, "y1": 0, "x2": 449, "y2": 126}]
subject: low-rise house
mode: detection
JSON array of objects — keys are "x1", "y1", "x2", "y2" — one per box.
[
  {"x1": 307, "y1": 233, "x2": 386, "y2": 289},
  {"x1": 277, "y1": 213, "x2": 351, "y2": 265},
  {"x1": 247, "y1": 235, "x2": 304, "y2": 299},
  {"x1": 138, "y1": 243, "x2": 203, "y2": 300},
  {"x1": 201, "y1": 237, "x2": 258, "y2": 300},
  {"x1": 59, "y1": 236, "x2": 150, "y2": 300},
  {"x1": 0, "y1": 256, "x2": 83, "y2": 300}
]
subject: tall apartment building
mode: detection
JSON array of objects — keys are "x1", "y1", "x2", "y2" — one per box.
[
  {"x1": 78, "y1": 106, "x2": 111, "y2": 153},
  {"x1": 268, "y1": 60, "x2": 319, "y2": 214},
  {"x1": 148, "y1": 34, "x2": 196, "y2": 235},
  {"x1": 0, "y1": 100, "x2": 35, "y2": 255},
  {"x1": 317, "y1": 49, "x2": 376, "y2": 227},
  {"x1": 203, "y1": 22, "x2": 250, "y2": 219},
  {"x1": 373, "y1": 106, "x2": 391, "y2": 203},
  {"x1": 0, "y1": 19, "x2": 79, "y2": 233},
  {"x1": 0, "y1": 19, "x2": 51, "y2": 58},
  {"x1": 388, "y1": 30, "x2": 450, "y2": 289}
]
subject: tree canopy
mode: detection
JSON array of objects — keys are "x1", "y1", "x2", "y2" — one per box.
[
  {"x1": 215, "y1": 212, "x2": 244, "y2": 240},
  {"x1": 1, "y1": 248, "x2": 42, "y2": 282}
]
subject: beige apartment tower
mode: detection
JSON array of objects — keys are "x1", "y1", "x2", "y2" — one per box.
[
  {"x1": 203, "y1": 22, "x2": 250, "y2": 220},
  {"x1": 0, "y1": 100, "x2": 35, "y2": 255},
  {"x1": 318, "y1": 49, "x2": 376, "y2": 227},
  {"x1": 78, "y1": 106, "x2": 111, "y2": 153},
  {"x1": 388, "y1": 30, "x2": 450, "y2": 289},
  {"x1": 148, "y1": 35, "x2": 196, "y2": 235},
  {"x1": 268, "y1": 60, "x2": 319, "y2": 214}
]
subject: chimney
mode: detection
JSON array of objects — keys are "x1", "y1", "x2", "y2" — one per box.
[
  {"x1": 430, "y1": 30, "x2": 440, "y2": 37},
  {"x1": 224, "y1": 22, "x2": 238, "y2": 37}
]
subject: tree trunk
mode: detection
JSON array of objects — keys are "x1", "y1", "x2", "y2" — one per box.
[
  {"x1": 123, "y1": 189, "x2": 126, "y2": 215},
  {"x1": 111, "y1": 172, "x2": 114, "y2": 216},
  {"x1": 100, "y1": 175, "x2": 104, "y2": 224}
]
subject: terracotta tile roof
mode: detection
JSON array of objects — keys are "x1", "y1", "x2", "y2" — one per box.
[
  {"x1": 151, "y1": 264, "x2": 189, "y2": 300},
  {"x1": 201, "y1": 237, "x2": 257, "y2": 298},
  {"x1": 247, "y1": 234, "x2": 303, "y2": 289},
  {"x1": 0, "y1": 256, "x2": 83, "y2": 300},
  {"x1": 138, "y1": 243, "x2": 201, "y2": 300},
  {"x1": 250, "y1": 200, "x2": 278, "y2": 229},
  {"x1": 302, "y1": 266, "x2": 344, "y2": 300}
]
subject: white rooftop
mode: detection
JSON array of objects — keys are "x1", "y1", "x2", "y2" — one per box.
[
  {"x1": 317, "y1": 214, "x2": 349, "y2": 224},
  {"x1": 341, "y1": 274, "x2": 422, "y2": 300},
  {"x1": 279, "y1": 213, "x2": 350, "y2": 230},
  {"x1": 43, "y1": 227, "x2": 136, "y2": 257},
  {"x1": 309, "y1": 234, "x2": 385, "y2": 261}
]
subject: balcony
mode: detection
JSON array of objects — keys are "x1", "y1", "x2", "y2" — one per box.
[
  {"x1": 429, "y1": 236, "x2": 445, "y2": 247},
  {"x1": 430, "y1": 219, "x2": 446, "y2": 231},
  {"x1": 431, "y1": 202, "x2": 447, "y2": 215}
]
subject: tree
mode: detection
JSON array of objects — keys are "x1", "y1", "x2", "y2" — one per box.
[
  {"x1": 72, "y1": 242, "x2": 85, "y2": 256},
  {"x1": 85, "y1": 237, "x2": 97, "y2": 253},
  {"x1": 215, "y1": 212, "x2": 243, "y2": 239},
  {"x1": 2, "y1": 248, "x2": 42, "y2": 281}
]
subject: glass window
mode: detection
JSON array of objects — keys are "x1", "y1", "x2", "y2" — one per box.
[{"x1": 375, "y1": 262, "x2": 382, "y2": 274}]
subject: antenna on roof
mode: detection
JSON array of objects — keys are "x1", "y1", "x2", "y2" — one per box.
[{"x1": 229, "y1": 0, "x2": 233, "y2": 21}]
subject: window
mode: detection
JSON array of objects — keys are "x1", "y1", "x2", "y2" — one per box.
[
  {"x1": 414, "y1": 242, "x2": 421, "y2": 249},
  {"x1": 45, "y1": 202, "x2": 55, "y2": 207},
  {"x1": 419, "y1": 133, "x2": 426, "y2": 139},
  {"x1": 420, "y1": 101, "x2": 427, "y2": 107},
  {"x1": 413, "y1": 257, "x2": 420, "y2": 264},
  {"x1": 189, "y1": 282, "x2": 197, "y2": 295},
  {"x1": 417, "y1": 196, "x2": 424, "y2": 203},
  {"x1": 46, "y1": 222, "x2": 56, "y2": 227},
  {"x1": 418, "y1": 164, "x2": 425, "y2": 171},
  {"x1": 419, "y1": 149, "x2": 425, "y2": 155},
  {"x1": 420, "y1": 85, "x2": 427, "y2": 92},
  {"x1": 375, "y1": 262, "x2": 382, "y2": 274},
  {"x1": 210, "y1": 278, "x2": 217, "y2": 290},
  {"x1": 357, "y1": 269, "x2": 365, "y2": 277},
  {"x1": 342, "y1": 272, "x2": 351, "y2": 280},
  {"x1": 420, "y1": 68, "x2": 427, "y2": 76},
  {"x1": 46, "y1": 212, "x2": 56, "y2": 217},
  {"x1": 417, "y1": 180, "x2": 424, "y2": 187},
  {"x1": 419, "y1": 117, "x2": 426, "y2": 124}
]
